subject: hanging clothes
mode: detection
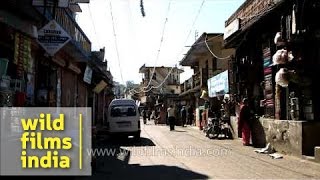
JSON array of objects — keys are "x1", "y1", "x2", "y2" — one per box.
[
  {"x1": 280, "y1": 16, "x2": 286, "y2": 41},
  {"x1": 286, "y1": 15, "x2": 291, "y2": 40},
  {"x1": 274, "y1": 32, "x2": 281, "y2": 45},
  {"x1": 275, "y1": 68, "x2": 295, "y2": 88},
  {"x1": 292, "y1": 4, "x2": 297, "y2": 34}
]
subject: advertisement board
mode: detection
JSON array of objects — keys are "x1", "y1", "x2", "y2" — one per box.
[
  {"x1": 37, "y1": 20, "x2": 71, "y2": 56},
  {"x1": 207, "y1": 70, "x2": 229, "y2": 97}
]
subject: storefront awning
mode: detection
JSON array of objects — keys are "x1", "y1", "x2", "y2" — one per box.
[{"x1": 224, "y1": 0, "x2": 286, "y2": 48}]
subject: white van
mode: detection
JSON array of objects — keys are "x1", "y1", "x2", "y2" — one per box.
[{"x1": 106, "y1": 99, "x2": 141, "y2": 139}]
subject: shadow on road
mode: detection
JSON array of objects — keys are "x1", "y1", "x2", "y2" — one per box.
[
  {"x1": 172, "y1": 130, "x2": 187, "y2": 133},
  {"x1": 82, "y1": 138, "x2": 209, "y2": 180},
  {"x1": 104, "y1": 137, "x2": 157, "y2": 147}
]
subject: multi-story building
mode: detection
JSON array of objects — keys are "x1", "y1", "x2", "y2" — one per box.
[
  {"x1": 224, "y1": 0, "x2": 320, "y2": 158},
  {"x1": 179, "y1": 32, "x2": 235, "y2": 127},
  {"x1": 138, "y1": 65, "x2": 183, "y2": 124},
  {"x1": 0, "y1": 0, "x2": 113, "y2": 126}
]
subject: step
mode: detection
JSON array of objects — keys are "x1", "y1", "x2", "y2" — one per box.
[{"x1": 315, "y1": 146, "x2": 320, "y2": 163}]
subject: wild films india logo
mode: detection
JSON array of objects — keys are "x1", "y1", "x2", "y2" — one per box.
[
  {"x1": 20, "y1": 113, "x2": 72, "y2": 169},
  {"x1": 0, "y1": 108, "x2": 92, "y2": 176}
]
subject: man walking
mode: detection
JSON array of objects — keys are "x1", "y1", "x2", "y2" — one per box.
[
  {"x1": 187, "y1": 106, "x2": 194, "y2": 125},
  {"x1": 181, "y1": 106, "x2": 187, "y2": 127},
  {"x1": 167, "y1": 105, "x2": 175, "y2": 131}
]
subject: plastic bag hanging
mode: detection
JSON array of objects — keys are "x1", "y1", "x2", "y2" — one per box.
[
  {"x1": 275, "y1": 68, "x2": 289, "y2": 87},
  {"x1": 274, "y1": 32, "x2": 281, "y2": 44},
  {"x1": 272, "y1": 49, "x2": 288, "y2": 65}
]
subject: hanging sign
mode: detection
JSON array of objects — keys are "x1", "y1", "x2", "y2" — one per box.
[
  {"x1": 83, "y1": 65, "x2": 93, "y2": 84},
  {"x1": 93, "y1": 80, "x2": 107, "y2": 94},
  {"x1": 37, "y1": 20, "x2": 71, "y2": 56},
  {"x1": 224, "y1": 18, "x2": 240, "y2": 40}
]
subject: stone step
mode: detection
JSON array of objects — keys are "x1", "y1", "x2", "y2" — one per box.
[{"x1": 315, "y1": 146, "x2": 320, "y2": 163}]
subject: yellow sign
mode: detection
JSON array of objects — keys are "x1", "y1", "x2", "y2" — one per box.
[{"x1": 93, "y1": 80, "x2": 107, "y2": 93}]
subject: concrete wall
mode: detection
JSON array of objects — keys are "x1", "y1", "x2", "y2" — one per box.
[
  {"x1": 230, "y1": 116, "x2": 320, "y2": 157},
  {"x1": 230, "y1": 116, "x2": 239, "y2": 139},
  {"x1": 260, "y1": 119, "x2": 303, "y2": 156},
  {"x1": 230, "y1": 116, "x2": 266, "y2": 148}
]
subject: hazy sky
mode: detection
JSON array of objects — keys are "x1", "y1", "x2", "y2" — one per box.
[{"x1": 77, "y1": 0, "x2": 245, "y2": 84}]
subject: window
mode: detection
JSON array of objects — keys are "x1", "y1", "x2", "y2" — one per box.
[
  {"x1": 152, "y1": 73, "x2": 157, "y2": 80},
  {"x1": 111, "y1": 105, "x2": 137, "y2": 117}
]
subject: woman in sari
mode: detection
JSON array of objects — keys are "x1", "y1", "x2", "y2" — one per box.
[{"x1": 238, "y1": 98, "x2": 252, "y2": 145}]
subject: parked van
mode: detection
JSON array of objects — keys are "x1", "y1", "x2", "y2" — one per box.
[{"x1": 107, "y1": 99, "x2": 141, "y2": 139}]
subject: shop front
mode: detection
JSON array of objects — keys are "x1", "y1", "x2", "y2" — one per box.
[
  {"x1": 206, "y1": 70, "x2": 235, "y2": 126},
  {"x1": 0, "y1": 23, "x2": 36, "y2": 107},
  {"x1": 224, "y1": 0, "x2": 320, "y2": 156}
]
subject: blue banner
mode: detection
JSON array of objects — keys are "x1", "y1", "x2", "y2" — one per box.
[{"x1": 207, "y1": 70, "x2": 229, "y2": 97}]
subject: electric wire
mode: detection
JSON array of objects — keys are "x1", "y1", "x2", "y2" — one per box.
[
  {"x1": 87, "y1": 3, "x2": 101, "y2": 48},
  {"x1": 180, "y1": 0, "x2": 206, "y2": 52},
  {"x1": 126, "y1": 0, "x2": 275, "y2": 95},
  {"x1": 108, "y1": 0, "x2": 125, "y2": 85},
  {"x1": 129, "y1": 0, "x2": 206, "y2": 95},
  {"x1": 204, "y1": 34, "x2": 230, "y2": 60},
  {"x1": 143, "y1": 0, "x2": 173, "y2": 90}
]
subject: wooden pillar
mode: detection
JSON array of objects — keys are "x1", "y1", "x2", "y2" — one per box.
[{"x1": 275, "y1": 84, "x2": 281, "y2": 119}]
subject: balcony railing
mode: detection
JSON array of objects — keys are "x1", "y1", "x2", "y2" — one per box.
[
  {"x1": 181, "y1": 71, "x2": 205, "y2": 94},
  {"x1": 36, "y1": 7, "x2": 91, "y2": 57},
  {"x1": 56, "y1": 9, "x2": 91, "y2": 55},
  {"x1": 182, "y1": 76, "x2": 194, "y2": 93}
]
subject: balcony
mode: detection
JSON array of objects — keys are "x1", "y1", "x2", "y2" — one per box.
[
  {"x1": 36, "y1": 7, "x2": 91, "y2": 61},
  {"x1": 180, "y1": 74, "x2": 201, "y2": 97}
]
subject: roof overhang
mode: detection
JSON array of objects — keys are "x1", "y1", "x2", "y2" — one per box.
[
  {"x1": 224, "y1": 0, "x2": 287, "y2": 48},
  {"x1": 180, "y1": 33, "x2": 222, "y2": 66}
]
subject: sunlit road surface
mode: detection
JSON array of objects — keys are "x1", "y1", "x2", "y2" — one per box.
[{"x1": 82, "y1": 119, "x2": 320, "y2": 180}]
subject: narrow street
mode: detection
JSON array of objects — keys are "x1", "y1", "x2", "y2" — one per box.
[{"x1": 85, "y1": 119, "x2": 320, "y2": 179}]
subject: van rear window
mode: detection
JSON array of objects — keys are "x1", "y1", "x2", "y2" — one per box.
[{"x1": 110, "y1": 105, "x2": 137, "y2": 117}]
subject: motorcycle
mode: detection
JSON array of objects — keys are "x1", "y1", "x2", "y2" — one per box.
[
  {"x1": 205, "y1": 115, "x2": 232, "y2": 139},
  {"x1": 204, "y1": 117, "x2": 220, "y2": 139}
]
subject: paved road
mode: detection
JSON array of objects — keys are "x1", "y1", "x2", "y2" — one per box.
[{"x1": 83, "y1": 119, "x2": 320, "y2": 179}]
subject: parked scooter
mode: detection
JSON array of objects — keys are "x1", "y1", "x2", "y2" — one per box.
[
  {"x1": 204, "y1": 117, "x2": 220, "y2": 139},
  {"x1": 205, "y1": 114, "x2": 232, "y2": 139}
]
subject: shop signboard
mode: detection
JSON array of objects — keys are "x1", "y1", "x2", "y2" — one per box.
[
  {"x1": 37, "y1": 20, "x2": 71, "y2": 56},
  {"x1": 224, "y1": 18, "x2": 240, "y2": 40},
  {"x1": 83, "y1": 65, "x2": 92, "y2": 84},
  {"x1": 207, "y1": 70, "x2": 229, "y2": 97}
]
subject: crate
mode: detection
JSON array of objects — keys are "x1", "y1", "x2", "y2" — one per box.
[{"x1": 0, "y1": 58, "x2": 9, "y2": 77}]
